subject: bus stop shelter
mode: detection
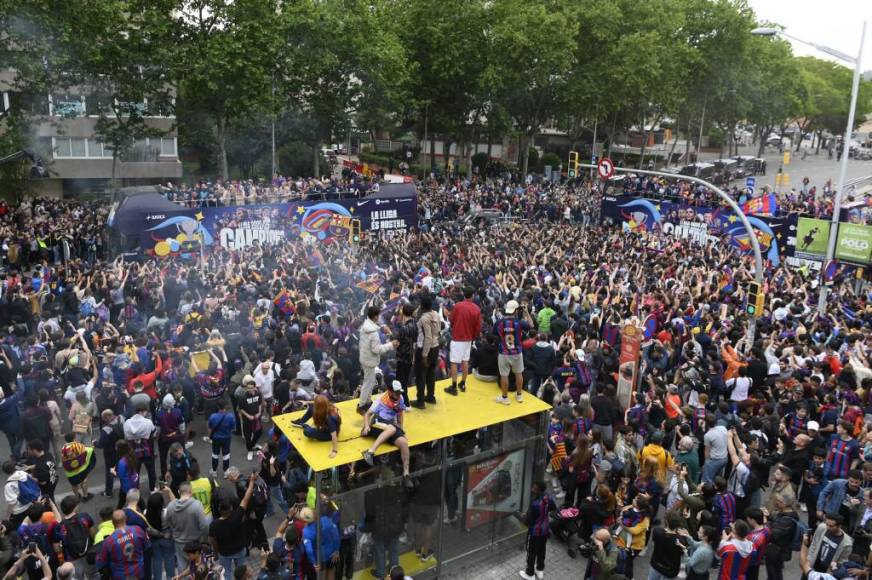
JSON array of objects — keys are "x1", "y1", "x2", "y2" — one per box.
[{"x1": 274, "y1": 377, "x2": 551, "y2": 579}]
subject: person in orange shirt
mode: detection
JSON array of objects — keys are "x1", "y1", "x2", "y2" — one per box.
[
  {"x1": 664, "y1": 385, "x2": 683, "y2": 421},
  {"x1": 720, "y1": 340, "x2": 746, "y2": 381}
]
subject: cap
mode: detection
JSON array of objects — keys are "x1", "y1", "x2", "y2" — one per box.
[
  {"x1": 391, "y1": 380, "x2": 403, "y2": 392},
  {"x1": 243, "y1": 374, "x2": 255, "y2": 385},
  {"x1": 650, "y1": 431, "x2": 664, "y2": 444},
  {"x1": 504, "y1": 300, "x2": 519, "y2": 314},
  {"x1": 162, "y1": 394, "x2": 175, "y2": 408},
  {"x1": 806, "y1": 420, "x2": 820, "y2": 431}
]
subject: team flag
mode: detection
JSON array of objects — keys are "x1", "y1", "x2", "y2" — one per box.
[
  {"x1": 414, "y1": 266, "x2": 431, "y2": 285},
  {"x1": 355, "y1": 277, "x2": 383, "y2": 294},
  {"x1": 273, "y1": 290, "x2": 295, "y2": 315},
  {"x1": 718, "y1": 266, "x2": 735, "y2": 293},
  {"x1": 823, "y1": 260, "x2": 838, "y2": 283},
  {"x1": 643, "y1": 314, "x2": 658, "y2": 340},
  {"x1": 741, "y1": 193, "x2": 778, "y2": 216}
]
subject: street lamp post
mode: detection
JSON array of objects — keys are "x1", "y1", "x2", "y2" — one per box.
[
  {"x1": 752, "y1": 22, "x2": 867, "y2": 314},
  {"x1": 578, "y1": 163, "x2": 765, "y2": 348}
]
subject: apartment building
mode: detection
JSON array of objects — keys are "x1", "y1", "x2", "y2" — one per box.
[{"x1": 0, "y1": 70, "x2": 182, "y2": 198}]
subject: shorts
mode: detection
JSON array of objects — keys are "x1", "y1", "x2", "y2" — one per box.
[
  {"x1": 368, "y1": 420, "x2": 405, "y2": 444},
  {"x1": 411, "y1": 503, "x2": 439, "y2": 525},
  {"x1": 498, "y1": 353, "x2": 524, "y2": 376},
  {"x1": 449, "y1": 341, "x2": 472, "y2": 364}
]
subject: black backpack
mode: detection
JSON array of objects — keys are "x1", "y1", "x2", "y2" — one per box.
[{"x1": 61, "y1": 517, "x2": 91, "y2": 560}]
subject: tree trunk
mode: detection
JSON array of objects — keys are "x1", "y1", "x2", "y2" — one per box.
[
  {"x1": 216, "y1": 116, "x2": 229, "y2": 180},
  {"x1": 666, "y1": 127, "x2": 679, "y2": 166},
  {"x1": 430, "y1": 133, "x2": 436, "y2": 172},
  {"x1": 815, "y1": 130, "x2": 823, "y2": 155},
  {"x1": 312, "y1": 140, "x2": 321, "y2": 178},
  {"x1": 521, "y1": 133, "x2": 531, "y2": 177},
  {"x1": 111, "y1": 151, "x2": 119, "y2": 191}
]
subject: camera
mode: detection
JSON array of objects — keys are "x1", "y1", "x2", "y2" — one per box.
[{"x1": 27, "y1": 542, "x2": 37, "y2": 554}]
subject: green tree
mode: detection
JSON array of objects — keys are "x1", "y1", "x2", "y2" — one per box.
[
  {"x1": 287, "y1": 0, "x2": 408, "y2": 177},
  {"x1": 488, "y1": 0, "x2": 578, "y2": 176},
  {"x1": 174, "y1": 0, "x2": 286, "y2": 180}
]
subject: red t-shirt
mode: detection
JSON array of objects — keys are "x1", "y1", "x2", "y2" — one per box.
[{"x1": 448, "y1": 300, "x2": 482, "y2": 342}]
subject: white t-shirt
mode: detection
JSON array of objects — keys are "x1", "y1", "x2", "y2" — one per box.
[
  {"x1": 727, "y1": 377, "x2": 752, "y2": 402},
  {"x1": 254, "y1": 365, "x2": 279, "y2": 399},
  {"x1": 64, "y1": 379, "x2": 95, "y2": 405}
]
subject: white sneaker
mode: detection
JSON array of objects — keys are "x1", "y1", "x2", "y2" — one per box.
[
  {"x1": 495, "y1": 396, "x2": 511, "y2": 405},
  {"x1": 185, "y1": 441, "x2": 194, "y2": 449},
  {"x1": 209, "y1": 470, "x2": 217, "y2": 479},
  {"x1": 519, "y1": 572, "x2": 535, "y2": 580},
  {"x1": 202, "y1": 436, "x2": 211, "y2": 443},
  {"x1": 247, "y1": 451, "x2": 253, "y2": 461},
  {"x1": 516, "y1": 391, "x2": 524, "y2": 403},
  {"x1": 535, "y1": 572, "x2": 544, "y2": 580},
  {"x1": 800, "y1": 504, "x2": 808, "y2": 512}
]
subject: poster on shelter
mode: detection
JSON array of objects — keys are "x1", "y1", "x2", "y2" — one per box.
[
  {"x1": 464, "y1": 448, "x2": 525, "y2": 531},
  {"x1": 137, "y1": 196, "x2": 417, "y2": 258},
  {"x1": 616, "y1": 324, "x2": 642, "y2": 410}
]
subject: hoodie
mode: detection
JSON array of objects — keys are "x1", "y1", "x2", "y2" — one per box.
[
  {"x1": 638, "y1": 444, "x2": 673, "y2": 483},
  {"x1": 717, "y1": 538, "x2": 755, "y2": 580},
  {"x1": 358, "y1": 318, "x2": 394, "y2": 368},
  {"x1": 165, "y1": 497, "x2": 208, "y2": 544},
  {"x1": 4, "y1": 470, "x2": 33, "y2": 515}
]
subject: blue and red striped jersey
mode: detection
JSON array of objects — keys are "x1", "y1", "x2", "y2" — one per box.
[
  {"x1": 713, "y1": 493, "x2": 737, "y2": 532},
  {"x1": 825, "y1": 435, "x2": 860, "y2": 479},
  {"x1": 526, "y1": 494, "x2": 555, "y2": 537},
  {"x1": 717, "y1": 541, "x2": 753, "y2": 580},
  {"x1": 96, "y1": 526, "x2": 150, "y2": 580},
  {"x1": 746, "y1": 526, "x2": 771, "y2": 566},
  {"x1": 493, "y1": 317, "x2": 529, "y2": 355}
]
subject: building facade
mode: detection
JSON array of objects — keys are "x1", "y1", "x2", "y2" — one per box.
[{"x1": 0, "y1": 69, "x2": 182, "y2": 198}]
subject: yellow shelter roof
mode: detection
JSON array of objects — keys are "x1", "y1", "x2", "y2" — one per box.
[{"x1": 273, "y1": 376, "x2": 551, "y2": 472}]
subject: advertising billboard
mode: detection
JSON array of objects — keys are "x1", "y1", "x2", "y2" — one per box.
[
  {"x1": 794, "y1": 217, "x2": 831, "y2": 260},
  {"x1": 835, "y1": 223, "x2": 872, "y2": 264}
]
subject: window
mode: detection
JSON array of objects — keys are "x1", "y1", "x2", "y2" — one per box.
[
  {"x1": 54, "y1": 138, "x2": 71, "y2": 158},
  {"x1": 70, "y1": 138, "x2": 86, "y2": 157},
  {"x1": 160, "y1": 138, "x2": 177, "y2": 157},
  {"x1": 51, "y1": 94, "x2": 85, "y2": 117},
  {"x1": 53, "y1": 137, "x2": 89, "y2": 158}
]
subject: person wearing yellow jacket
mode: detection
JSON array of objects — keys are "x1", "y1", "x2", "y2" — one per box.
[
  {"x1": 615, "y1": 496, "x2": 651, "y2": 579},
  {"x1": 637, "y1": 431, "x2": 674, "y2": 484}
]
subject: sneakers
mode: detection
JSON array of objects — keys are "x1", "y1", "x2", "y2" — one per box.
[
  {"x1": 362, "y1": 450, "x2": 375, "y2": 466},
  {"x1": 458, "y1": 380, "x2": 466, "y2": 392},
  {"x1": 101, "y1": 491, "x2": 113, "y2": 497},
  {"x1": 411, "y1": 401, "x2": 426, "y2": 409},
  {"x1": 202, "y1": 436, "x2": 211, "y2": 443},
  {"x1": 516, "y1": 391, "x2": 524, "y2": 403},
  {"x1": 289, "y1": 421, "x2": 304, "y2": 428},
  {"x1": 495, "y1": 395, "x2": 511, "y2": 405},
  {"x1": 535, "y1": 571, "x2": 544, "y2": 580},
  {"x1": 444, "y1": 385, "x2": 458, "y2": 396},
  {"x1": 209, "y1": 470, "x2": 217, "y2": 479},
  {"x1": 420, "y1": 550, "x2": 434, "y2": 561},
  {"x1": 424, "y1": 396, "x2": 437, "y2": 404},
  {"x1": 184, "y1": 441, "x2": 194, "y2": 449},
  {"x1": 403, "y1": 475, "x2": 414, "y2": 489},
  {"x1": 246, "y1": 451, "x2": 253, "y2": 461},
  {"x1": 519, "y1": 572, "x2": 535, "y2": 580}
]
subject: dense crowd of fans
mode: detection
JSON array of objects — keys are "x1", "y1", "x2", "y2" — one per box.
[{"x1": 0, "y1": 169, "x2": 870, "y2": 580}]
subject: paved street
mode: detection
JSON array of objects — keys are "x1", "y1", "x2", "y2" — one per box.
[{"x1": 699, "y1": 144, "x2": 872, "y2": 192}]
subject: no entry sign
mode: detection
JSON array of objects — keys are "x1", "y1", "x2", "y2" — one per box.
[{"x1": 597, "y1": 157, "x2": 614, "y2": 180}]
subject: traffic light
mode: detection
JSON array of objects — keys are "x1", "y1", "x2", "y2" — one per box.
[
  {"x1": 746, "y1": 282, "x2": 765, "y2": 317},
  {"x1": 568, "y1": 151, "x2": 579, "y2": 178},
  {"x1": 350, "y1": 220, "x2": 362, "y2": 243}
]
